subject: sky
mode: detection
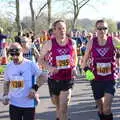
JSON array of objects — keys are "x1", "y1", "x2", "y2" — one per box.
[
  {"x1": 0, "y1": 0, "x2": 120, "y2": 21},
  {"x1": 78, "y1": 0, "x2": 120, "y2": 21}
]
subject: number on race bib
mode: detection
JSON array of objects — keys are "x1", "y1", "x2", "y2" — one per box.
[{"x1": 11, "y1": 81, "x2": 24, "y2": 88}]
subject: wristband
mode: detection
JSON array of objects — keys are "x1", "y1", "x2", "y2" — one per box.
[
  {"x1": 32, "y1": 84, "x2": 39, "y2": 92},
  {"x1": 84, "y1": 66, "x2": 91, "y2": 72}
]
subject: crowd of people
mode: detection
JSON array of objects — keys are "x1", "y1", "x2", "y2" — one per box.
[{"x1": 0, "y1": 19, "x2": 120, "y2": 120}]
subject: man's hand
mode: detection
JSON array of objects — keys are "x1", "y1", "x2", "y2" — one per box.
[
  {"x1": 35, "y1": 93, "x2": 40, "y2": 104},
  {"x1": 2, "y1": 95, "x2": 9, "y2": 105},
  {"x1": 72, "y1": 67, "x2": 78, "y2": 78},
  {"x1": 28, "y1": 89, "x2": 40, "y2": 104},
  {"x1": 48, "y1": 66, "x2": 59, "y2": 74},
  {"x1": 28, "y1": 89, "x2": 36, "y2": 99}
]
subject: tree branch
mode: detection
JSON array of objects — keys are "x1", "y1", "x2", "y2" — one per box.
[
  {"x1": 36, "y1": 2, "x2": 48, "y2": 20},
  {"x1": 79, "y1": 0, "x2": 90, "y2": 9}
]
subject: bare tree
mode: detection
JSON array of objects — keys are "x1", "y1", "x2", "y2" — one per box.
[
  {"x1": 30, "y1": 0, "x2": 35, "y2": 32},
  {"x1": 4, "y1": 0, "x2": 21, "y2": 32},
  {"x1": 71, "y1": 0, "x2": 90, "y2": 29},
  {"x1": 55, "y1": 0, "x2": 91, "y2": 29},
  {"x1": 30, "y1": 0, "x2": 48, "y2": 32}
]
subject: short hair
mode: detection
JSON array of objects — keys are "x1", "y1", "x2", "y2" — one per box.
[
  {"x1": 52, "y1": 19, "x2": 65, "y2": 29},
  {"x1": 48, "y1": 28, "x2": 53, "y2": 36},
  {"x1": 9, "y1": 42, "x2": 22, "y2": 50},
  {"x1": 18, "y1": 32, "x2": 21, "y2": 36},
  {"x1": 95, "y1": 19, "x2": 107, "y2": 27}
]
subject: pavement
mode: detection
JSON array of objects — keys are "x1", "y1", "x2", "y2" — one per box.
[{"x1": 0, "y1": 75, "x2": 120, "y2": 120}]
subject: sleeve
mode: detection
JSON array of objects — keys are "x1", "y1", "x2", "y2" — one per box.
[{"x1": 31, "y1": 62, "x2": 42, "y2": 77}]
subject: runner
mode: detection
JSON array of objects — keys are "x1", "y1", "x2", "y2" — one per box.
[
  {"x1": 38, "y1": 20, "x2": 78, "y2": 120},
  {"x1": 2, "y1": 42, "x2": 47, "y2": 120},
  {"x1": 20, "y1": 36, "x2": 36, "y2": 62},
  {"x1": 81, "y1": 19, "x2": 120, "y2": 120}
]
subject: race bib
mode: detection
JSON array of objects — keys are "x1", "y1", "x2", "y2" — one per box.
[
  {"x1": 56, "y1": 55, "x2": 70, "y2": 69},
  {"x1": 11, "y1": 80, "x2": 24, "y2": 88},
  {"x1": 97, "y1": 63, "x2": 111, "y2": 76},
  {"x1": 10, "y1": 76, "x2": 24, "y2": 97}
]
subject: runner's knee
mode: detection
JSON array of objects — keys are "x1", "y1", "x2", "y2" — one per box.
[{"x1": 51, "y1": 97, "x2": 59, "y2": 105}]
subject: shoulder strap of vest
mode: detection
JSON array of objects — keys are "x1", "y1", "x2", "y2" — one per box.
[{"x1": 107, "y1": 36, "x2": 113, "y2": 46}]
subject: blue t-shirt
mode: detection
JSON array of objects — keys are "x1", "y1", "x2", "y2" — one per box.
[{"x1": 81, "y1": 46, "x2": 86, "y2": 56}]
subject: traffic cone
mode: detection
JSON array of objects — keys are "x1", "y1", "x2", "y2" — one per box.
[
  {"x1": 1, "y1": 39, "x2": 7, "y2": 65},
  {"x1": 1, "y1": 48, "x2": 8, "y2": 65},
  {"x1": 0, "y1": 48, "x2": 7, "y2": 74},
  {"x1": 0, "y1": 39, "x2": 7, "y2": 74}
]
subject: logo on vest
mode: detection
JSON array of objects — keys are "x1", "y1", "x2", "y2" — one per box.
[
  {"x1": 57, "y1": 48, "x2": 69, "y2": 55},
  {"x1": 96, "y1": 48, "x2": 109, "y2": 56}
]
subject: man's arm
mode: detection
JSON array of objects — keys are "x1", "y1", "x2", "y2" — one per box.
[
  {"x1": 28, "y1": 65, "x2": 48, "y2": 98},
  {"x1": 30, "y1": 71, "x2": 48, "y2": 93},
  {"x1": 71, "y1": 39, "x2": 78, "y2": 77},
  {"x1": 38, "y1": 40, "x2": 58, "y2": 73},
  {"x1": 2, "y1": 80, "x2": 10, "y2": 105},
  {"x1": 3, "y1": 68, "x2": 10, "y2": 96},
  {"x1": 3, "y1": 81, "x2": 10, "y2": 96},
  {"x1": 81, "y1": 39, "x2": 92, "y2": 69},
  {"x1": 81, "y1": 40, "x2": 95, "y2": 81},
  {"x1": 38, "y1": 40, "x2": 51, "y2": 69},
  {"x1": 36, "y1": 71, "x2": 48, "y2": 87},
  {"x1": 71, "y1": 39, "x2": 78, "y2": 67},
  {"x1": 113, "y1": 37, "x2": 120, "y2": 48}
]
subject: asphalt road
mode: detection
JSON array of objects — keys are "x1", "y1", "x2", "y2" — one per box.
[{"x1": 0, "y1": 76, "x2": 120, "y2": 120}]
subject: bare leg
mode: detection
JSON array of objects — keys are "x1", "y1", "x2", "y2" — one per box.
[
  {"x1": 103, "y1": 93, "x2": 113, "y2": 115},
  {"x1": 59, "y1": 89, "x2": 72, "y2": 120},
  {"x1": 51, "y1": 95, "x2": 60, "y2": 119}
]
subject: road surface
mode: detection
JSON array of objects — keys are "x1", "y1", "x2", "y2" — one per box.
[{"x1": 0, "y1": 76, "x2": 120, "y2": 120}]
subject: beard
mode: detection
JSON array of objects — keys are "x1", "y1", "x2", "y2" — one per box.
[{"x1": 13, "y1": 58, "x2": 19, "y2": 64}]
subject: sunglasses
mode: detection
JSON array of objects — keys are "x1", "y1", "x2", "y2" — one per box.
[
  {"x1": 9, "y1": 48, "x2": 20, "y2": 52},
  {"x1": 97, "y1": 27, "x2": 108, "y2": 31},
  {"x1": 10, "y1": 52, "x2": 20, "y2": 56},
  {"x1": 9, "y1": 48, "x2": 21, "y2": 56}
]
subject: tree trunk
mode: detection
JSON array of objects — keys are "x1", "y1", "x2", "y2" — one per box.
[
  {"x1": 30, "y1": 0, "x2": 35, "y2": 32},
  {"x1": 15, "y1": 0, "x2": 21, "y2": 32},
  {"x1": 72, "y1": 10, "x2": 79, "y2": 29},
  {"x1": 72, "y1": 18, "x2": 75, "y2": 29},
  {"x1": 47, "y1": 0, "x2": 51, "y2": 28},
  {"x1": 71, "y1": 0, "x2": 90, "y2": 29}
]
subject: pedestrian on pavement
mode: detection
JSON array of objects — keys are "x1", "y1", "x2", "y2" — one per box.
[
  {"x1": 3, "y1": 42, "x2": 48, "y2": 120},
  {"x1": 38, "y1": 19, "x2": 78, "y2": 120},
  {"x1": 81, "y1": 19, "x2": 120, "y2": 120},
  {"x1": 0, "y1": 27, "x2": 7, "y2": 56}
]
